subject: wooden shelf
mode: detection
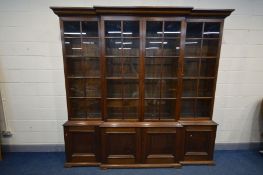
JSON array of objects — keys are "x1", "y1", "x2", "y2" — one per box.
[
  {"x1": 185, "y1": 37, "x2": 220, "y2": 40},
  {"x1": 145, "y1": 77, "x2": 178, "y2": 80},
  {"x1": 67, "y1": 76, "x2": 100, "y2": 79},
  {"x1": 106, "y1": 77, "x2": 139, "y2": 80},
  {"x1": 183, "y1": 77, "x2": 215, "y2": 79},
  {"x1": 64, "y1": 36, "x2": 100, "y2": 39},
  {"x1": 184, "y1": 56, "x2": 217, "y2": 59},
  {"x1": 145, "y1": 98, "x2": 177, "y2": 100},
  {"x1": 68, "y1": 97, "x2": 101, "y2": 99},
  {"x1": 181, "y1": 97, "x2": 213, "y2": 99}
]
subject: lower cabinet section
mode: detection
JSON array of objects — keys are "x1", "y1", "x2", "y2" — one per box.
[
  {"x1": 181, "y1": 124, "x2": 217, "y2": 164},
  {"x1": 64, "y1": 122, "x2": 101, "y2": 167},
  {"x1": 142, "y1": 128, "x2": 180, "y2": 164},
  {"x1": 63, "y1": 121, "x2": 217, "y2": 168},
  {"x1": 101, "y1": 127, "x2": 140, "y2": 164}
]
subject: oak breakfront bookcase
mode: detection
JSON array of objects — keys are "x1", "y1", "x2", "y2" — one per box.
[{"x1": 51, "y1": 6, "x2": 233, "y2": 168}]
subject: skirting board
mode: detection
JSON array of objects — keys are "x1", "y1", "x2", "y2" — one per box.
[
  {"x1": 2, "y1": 144, "x2": 65, "y2": 152},
  {"x1": 1, "y1": 142, "x2": 263, "y2": 152}
]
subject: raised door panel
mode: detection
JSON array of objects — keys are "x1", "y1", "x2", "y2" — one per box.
[
  {"x1": 64, "y1": 126, "x2": 99, "y2": 164},
  {"x1": 101, "y1": 127, "x2": 140, "y2": 164},
  {"x1": 183, "y1": 125, "x2": 216, "y2": 162},
  {"x1": 142, "y1": 128, "x2": 179, "y2": 164}
]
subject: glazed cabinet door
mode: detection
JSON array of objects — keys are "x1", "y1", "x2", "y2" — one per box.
[
  {"x1": 62, "y1": 19, "x2": 102, "y2": 120},
  {"x1": 180, "y1": 21, "x2": 223, "y2": 120},
  {"x1": 64, "y1": 125, "x2": 100, "y2": 166},
  {"x1": 101, "y1": 127, "x2": 140, "y2": 164},
  {"x1": 103, "y1": 18, "x2": 141, "y2": 121},
  {"x1": 182, "y1": 125, "x2": 216, "y2": 163},
  {"x1": 144, "y1": 20, "x2": 181, "y2": 121},
  {"x1": 142, "y1": 127, "x2": 182, "y2": 164}
]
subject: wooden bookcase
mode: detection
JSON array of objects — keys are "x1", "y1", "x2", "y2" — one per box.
[{"x1": 51, "y1": 6, "x2": 233, "y2": 168}]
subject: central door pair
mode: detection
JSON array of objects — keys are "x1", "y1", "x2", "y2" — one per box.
[{"x1": 101, "y1": 127, "x2": 182, "y2": 165}]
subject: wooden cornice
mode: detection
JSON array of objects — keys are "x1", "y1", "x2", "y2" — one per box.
[
  {"x1": 190, "y1": 9, "x2": 234, "y2": 17},
  {"x1": 50, "y1": 7, "x2": 96, "y2": 16},
  {"x1": 50, "y1": 6, "x2": 234, "y2": 18}
]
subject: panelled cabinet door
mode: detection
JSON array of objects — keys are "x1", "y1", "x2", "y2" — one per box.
[
  {"x1": 101, "y1": 127, "x2": 140, "y2": 164},
  {"x1": 64, "y1": 126, "x2": 100, "y2": 165},
  {"x1": 182, "y1": 125, "x2": 216, "y2": 162},
  {"x1": 142, "y1": 128, "x2": 180, "y2": 164}
]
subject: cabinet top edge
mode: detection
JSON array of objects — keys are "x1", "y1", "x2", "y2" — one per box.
[
  {"x1": 63, "y1": 121, "x2": 184, "y2": 127},
  {"x1": 63, "y1": 121, "x2": 218, "y2": 127},
  {"x1": 178, "y1": 120, "x2": 218, "y2": 126},
  {"x1": 50, "y1": 6, "x2": 234, "y2": 18}
]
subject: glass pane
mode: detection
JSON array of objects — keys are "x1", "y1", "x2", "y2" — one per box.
[
  {"x1": 123, "y1": 80, "x2": 139, "y2": 98},
  {"x1": 107, "y1": 80, "x2": 122, "y2": 98},
  {"x1": 65, "y1": 38, "x2": 81, "y2": 55},
  {"x1": 123, "y1": 100, "x2": 139, "y2": 119},
  {"x1": 122, "y1": 38, "x2": 139, "y2": 56},
  {"x1": 186, "y1": 22, "x2": 203, "y2": 38},
  {"x1": 198, "y1": 79, "x2": 214, "y2": 97},
  {"x1": 162, "y1": 79, "x2": 177, "y2": 98},
  {"x1": 123, "y1": 21, "x2": 139, "y2": 37},
  {"x1": 200, "y1": 59, "x2": 216, "y2": 77},
  {"x1": 182, "y1": 79, "x2": 197, "y2": 97},
  {"x1": 146, "y1": 21, "x2": 163, "y2": 37},
  {"x1": 196, "y1": 99, "x2": 211, "y2": 117},
  {"x1": 160, "y1": 99, "x2": 176, "y2": 119},
  {"x1": 204, "y1": 22, "x2": 221, "y2": 38},
  {"x1": 105, "y1": 21, "x2": 121, "y2": 37},
  {"x1": 163, "y1": 39, "x2": 180, "y2": 56},
  {"x1": 105, "y1": 38, "x2": 122, "y2": 56},
  {"x1": 83, "y1": 58, "x2": 100, "y2": 77},
  {"x1": 107, "y1": 100, "x2": 122, "y2": 119},
  {"x1": 85, "y1": 79, "x2": 101, "y2": 97},
  {"x1": 162, "y1": 58, "x2": 178, "y2": 78},
  {"x1": 70, "y1": 99, "x2": 86, "y2": 118},
  {"x1": 144, "y1": 100, "x2": 159, "y2": 119},
  {"x1": 145, "y1": 79, "x2": 160, "y2": 98},
  {"x1": 82, "y1": 38, "x2": 99, "y2": 56},
  {"x1": 63, "y1": 21, "x2": 81, "y2": 37},
  {"x1": 123, "y1": 57, "x2": 139, "y2": 78},
  {"x1": 106, "y1": 57, "x2": 122, "y2": 77},
  {"x1": 106, "y1": 57, "x2": 139, "y2": 78},
  {"x1": 180, "y1": 99, "x2": 195, "y2": 117},
  {"x1": 202, "y1": 39, "x2": 219, "y2": 57},
  {"x1": 68, "y1": 58, "x2": 100, "y2": 77},
  {"x1": 145, "y1": 57, "x2": 162, "y2": 78},
  {"x1": 69, "y1": 79, "x2": 85, "y2": 97},
  {"x1": 68, "y1": 79, "x2": 84, "y2": 97},
  {"x1": 164, "y1": 21, "x2": 181, "y2": 37},
  {"x1": 185, "y1": 39, "x2": 201, "y2": 57},
  {"x1": 70, "y1": 99, "x2": 101, "y2": 118},
  {"x1": 184, "y1": 58, "x2": 199, "y2": 77},
  {"x1": 67, "y1": 58, "x2": 82, "y2": 77},
  {"x1": 86, "y1": 100, "x2": 101, "y2": 118},
  {"x1": 82, "y1": 21, "x2": 98, "y2": 37},
  {"x1": 145, "y1": 38, "x2": 162, "y2": 56}
]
